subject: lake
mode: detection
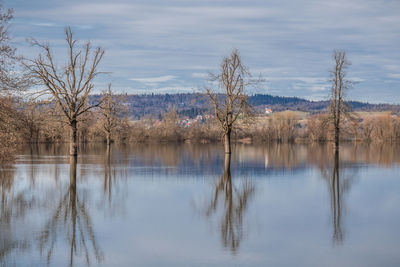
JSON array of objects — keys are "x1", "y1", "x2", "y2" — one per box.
[{"x1": 1, "y1": 143, "x2": 400, "y2": 266}]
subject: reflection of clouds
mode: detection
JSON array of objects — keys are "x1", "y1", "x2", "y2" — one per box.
[{"x1": 1, "y1": 142, "x2": 400, "y2": 265}]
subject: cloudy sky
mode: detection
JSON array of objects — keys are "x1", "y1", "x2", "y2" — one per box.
[{"x1": 4, "y1": 0, "x2": 400, "y2": 103}]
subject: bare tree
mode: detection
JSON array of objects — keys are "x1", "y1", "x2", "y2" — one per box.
[
  {"x1": 26, "y1": 27, "x2": 105, "y2": 156},
  {"x1": 0, "y1": 6, "x2": 29, "y2": 93},
  {"x1": 329, "y1": 49, "x2": 352, "y2": 151},
  {"x1": 206, "y1": 49, "x2": 252, "y2": 154},
  {"x1": 99, "y1": 84, "x2": 127, "y2": 146}
]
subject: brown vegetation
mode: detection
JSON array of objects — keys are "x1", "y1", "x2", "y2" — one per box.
[
  {"x1": 0, "y1": 6, "x2": 30, "y2": 165},
  {"x1": 97, "y1": 84, "x2": 128, "y2": 145},
  {"x1": 25, "y1": 27, "x2": 104, "y2": 156},
  {"x1": 0, "y1": 98, "x2": 21, "y2": 165},
  {"x1": 206, "y1": 49, "x2": 253, "y2": 154},
  {"x1": 3, "y1": 102, "x2": 400, "y2": 148}
]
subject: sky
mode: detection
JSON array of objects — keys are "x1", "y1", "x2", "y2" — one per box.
[{"x1": 3, "y1": 0, "x2": 400, "y2": 103}]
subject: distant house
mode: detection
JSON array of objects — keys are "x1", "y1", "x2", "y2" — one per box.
[{"x1": 265, "y1": 108, "x2": 272, "y2": 114}]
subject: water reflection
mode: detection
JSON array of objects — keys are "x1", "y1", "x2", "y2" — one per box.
[
  {"x1": 104, "y1": 146, "x2": 112, "y2": 203},
  {"x1": 39, "y1": 156, "x2": 103, "y2": 266},
  {"x1": 0, "y1": 166, "x2": 31, "y2": 265},
  {"x1": 15, "y1": 142, "x2": 400, "y2": 174},
  {"x1": 319, "y1": 151, "x2": 357, "y2": 245},
  {"x1": 99, "y1": 145, "x2": 128, "y2": 216},
  {"x1": 204, "y1": 154, "x2": 255, "y2": 253},
  {"x1": 0, "y1": 143, "x2": 399, "y2": 266}
]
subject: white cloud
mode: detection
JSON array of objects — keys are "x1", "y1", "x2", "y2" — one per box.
[
  {"x1": 129, "y1": 75, "x2": 177, "y2": 85},
  {"x1": 133, "y1": 86, "x2": 198, "y2": 94},
  {"x1": 29, "y1": 22, "x2": 57, "y2": 27},
  {"x1": 191, "y1": 72, "x2": 208, "y2": 79},
  {"x1": 388, "y1": 73, "x2": 400, "y2": 79},
  {"x1": 309, "y1": 85, "x2": 329, "y2": 92},
  {"x1": 384, "y1": 65, "x2": 400, "y2": 72},
  {"x1": 267, "y1": 77, "x2": 326, "y2": 83},
  {"x1": 349, "y1": 77, "x2": 365, "y2": 82}
]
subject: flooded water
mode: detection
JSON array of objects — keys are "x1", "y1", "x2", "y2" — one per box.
[{"x1": 1, "y1": 143, "x2": 400, "y2": 266}]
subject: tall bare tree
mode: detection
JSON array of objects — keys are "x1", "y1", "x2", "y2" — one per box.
[
  {"x1": 206, "y1": 49, "x2": 252, "y2": 154},
  {"x1": 26, "y1": 27, "x2": 105, "y2": 156},
  {"x1": 329, "y1": 49, "x2": 352, "y2": 151}
]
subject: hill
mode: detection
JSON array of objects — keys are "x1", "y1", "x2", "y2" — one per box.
[{"x1": 90, "y1": 93, "x2": 400, "y2": 119}]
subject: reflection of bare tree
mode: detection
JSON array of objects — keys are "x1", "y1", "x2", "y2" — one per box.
[
  {"x1": 39, "y1": 156, "x2": 103, "y2": 266},
  {"x1": 125, "y1": 143, "x2": 221, "y2": 169},
  {"x1": 0, "y1": 168, "x2": 32, "y2": 265},
  {"x1": 320, "y1": 151, "x2": 356, "y2": 245},
  {"x1": 99, "y1": 145, "x2": 128, "y2": 216},
  {"x1": 331, "y1": 152, "x2": 343, "y2": 243},
  {"x1": 205, "y1": 154, "x2": 255, "y2": 253},
  {"x1": 103, "y1": 146, "x2": 113, "y2": 203}
]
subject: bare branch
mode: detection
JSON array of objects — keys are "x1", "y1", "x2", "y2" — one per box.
[{"x1": 24, "y1": 27, "x2": 105, "y2": 155}]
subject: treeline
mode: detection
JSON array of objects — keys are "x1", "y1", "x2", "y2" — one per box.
[
  {"x1": 89, "y1": 93, "x2": 400, "y2": 119},
  {"x1": 4, "y1": 102, "x2": 400, "y2": 147},
  {"x1": 0, "y1": 98, "x2": 23, "y2": 164}
]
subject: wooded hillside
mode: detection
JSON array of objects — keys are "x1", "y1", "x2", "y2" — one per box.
[{"x1": 90, "y1": 93, "x2": 400, "y2": 119}]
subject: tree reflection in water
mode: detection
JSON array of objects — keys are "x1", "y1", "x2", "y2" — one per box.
[
  {"x1": 39, "y1": 156, "x2": 103, "y2": 266},
  {"x1": 331, "y1": 151, "x2": 342, "y2": 243},
  {"x1": 104, "y1": 146, "x2": 113, "y2": 203},
  {"x1": 100, "y1": 145, "x2": 128, "y2": 216},
  {"x1": 204, "y1": 154, "x2": 255, "y2": 253},
  {"x1": 0, "y1": 166, "x2": 31, "y2": 265},
  {"x1": 2, "y1": 143, "x2": 397, "y2": 265},
  {"x1": 320, "y1": 150, "x2": 357, "y2": 245}
]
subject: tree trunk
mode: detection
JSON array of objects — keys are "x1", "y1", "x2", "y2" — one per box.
[
  {"x1": 69, "y1": 155, "x2": 77, "y2": 188},
  {"x1": 224, "y1": 128, "x2": 231, "y2": 154},
  {"x1": 224, "y1": 153, "x2": 231, "y2": 174},
  {"x1": 106, "y1": 130, "x2": 111, "y2": 146},
  {"x1": 332, "y1": 150, "x2": 342, "y2": 243},
  {"x1": 69, "y1": 155, "x2": 77, "y2": 267},
  {"x1": 335, "y1": 125, "x2": 340, "y2": 152},
  {"x1": 70, "y1": 119, "x2": 78, "y2": 156}
]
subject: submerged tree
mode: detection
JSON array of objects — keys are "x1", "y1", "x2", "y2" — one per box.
[
  {"x1": 329, "y1": 49, "x2": 352, "y2": 151},
  {"x1": 26, "y1": 27, "x2": 105, "y2": 156},
  {"x1": 99, "y1": 84, "x2": 127, "y2": 146},
  {"x1": 206, "y1": 49, "x2": 252, "y2": 154}
]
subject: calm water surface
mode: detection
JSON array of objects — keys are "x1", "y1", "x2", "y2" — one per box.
[{"x1": 1, "y1": 143, "x2": 400, "y2": 266}]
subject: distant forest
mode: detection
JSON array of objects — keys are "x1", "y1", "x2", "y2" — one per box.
[{"x1": 90, "y1": 93, "x2": 400, "y2": 119}]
